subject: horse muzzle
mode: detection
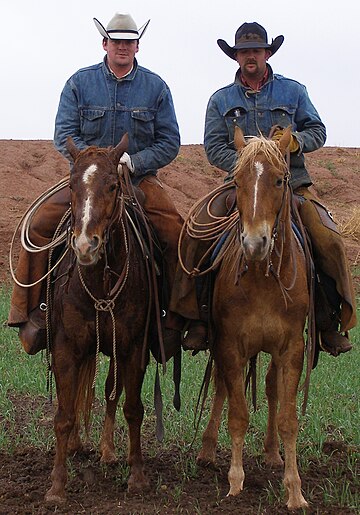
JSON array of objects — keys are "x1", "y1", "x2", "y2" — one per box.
[
  {"x1": 71, "y1": 233, "x2": 103, "y2": 265},
  {"x1": 241, "y1": 232, "x2": 272, "y2": 262}
]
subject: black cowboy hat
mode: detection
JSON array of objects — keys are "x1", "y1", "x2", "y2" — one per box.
[{"x1": 217, "y1": 22, "x2": 284, "y2": 60}]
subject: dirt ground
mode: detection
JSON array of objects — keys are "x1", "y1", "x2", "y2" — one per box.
[{"x1": 0, "y1": 141, "x2": 359, "y2": 514}]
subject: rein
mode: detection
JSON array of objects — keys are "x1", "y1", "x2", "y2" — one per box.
[{"x1": 77, "y1": 218, "x2": 129, "y2": 401}]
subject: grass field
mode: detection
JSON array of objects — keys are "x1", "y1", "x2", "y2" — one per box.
[{"x1": 0, "y1": 286, "x2": 359, "y2": 512}]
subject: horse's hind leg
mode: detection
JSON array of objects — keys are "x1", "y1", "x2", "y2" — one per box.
[
  {"x1": 264, "y1": 359, "x2": 283, "y2": 467},
  {"x1": 100, "y1": 357, "x2": 123, "y2": 463},
  {"x1": 122, "y1": 353, "x2": 149, "y2": 492},
  {"x1": 197, "y1": 365, "x2": 226, "y2": 466},
  {"x1": 277, "y1": 346, "x2": 308, "y2": 510},
  {"x1": 68, "y1": 355, "x2": 96, "y2": 455},
  {"x1": 45, "y1": 348, "x2": 79, "y2": 503}
]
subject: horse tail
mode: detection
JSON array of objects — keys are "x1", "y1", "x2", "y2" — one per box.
[{"x1": 75, "y1": 355, "x2": 96, "y2": 436}]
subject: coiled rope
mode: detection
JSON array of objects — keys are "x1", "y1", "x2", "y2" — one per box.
[{"x1": 9, "y1": 177, "x2": 71, "y2": 287}]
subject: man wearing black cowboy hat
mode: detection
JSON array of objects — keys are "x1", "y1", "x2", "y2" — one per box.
[{"x1": 170, "y1": 22, "x2": 356, "y2": 358}]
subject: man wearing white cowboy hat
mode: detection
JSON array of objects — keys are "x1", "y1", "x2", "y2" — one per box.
[
  {"x1": 170, "y1": 22, "x2": 356, "y2": 358},
  {"x1": 8, "y1": 13, "x2": 184, "y2": 357}
]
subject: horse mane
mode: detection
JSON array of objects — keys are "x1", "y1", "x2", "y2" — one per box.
[{"x1": 233, "y1": 135, "x2": 287, "y2": 178}]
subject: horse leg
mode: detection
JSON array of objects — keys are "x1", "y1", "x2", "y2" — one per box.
[
  {"x1": 197, "y1": 366, "x2": 226, "y2": 466},
  {"x1": 100, "y1": 357, "x2": 123, "y2": 463},
  {"x1": 68, "y1": 420, "x2": 82, "y2": 455},
  {"x1": 277, "y1": 346, "x2": 308, "y2": 510},
  {"x1": 122, "y1": 354, "x2": 149, "y2": 492},
  {"x1": 68, "y1": 354, "x2": 96, "y2": 455},
  {"x1": 45, "y1": 348, "x2": 79, "y2": 503},
  {"x1": 226, "y1": 364, "x2": 248, "y2": 497},
  {"x1": 264, "y1": 359, "x2": 283, "y2": 467}
]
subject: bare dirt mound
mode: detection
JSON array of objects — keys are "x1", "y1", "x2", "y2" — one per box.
[{"x1": 1, "y1": 140, "x2": 359, "y2": 286}]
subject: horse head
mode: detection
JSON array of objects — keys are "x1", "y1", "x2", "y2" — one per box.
[
  {"x1": 233, "y1": 126, "x2": 291, "y2": 261},
  {"x1": 66, "y1": 134, "x2": 129, "y2": 265}
]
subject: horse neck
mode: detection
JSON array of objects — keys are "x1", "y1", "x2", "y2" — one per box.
[{"x1": 273, "y1": 187, "x2": 296, "y2": 266}]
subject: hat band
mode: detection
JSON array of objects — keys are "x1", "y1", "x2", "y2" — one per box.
[
  {"x1": 107, "y1": 29, "x2": 139, "y2": 35},
  {"x1": 236, "y1": 34, "x2": 266, "y2": 45}
]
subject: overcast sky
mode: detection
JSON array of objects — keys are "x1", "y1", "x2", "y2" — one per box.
[{"x1": 1, "y1": 0, "x2": 359, "y2": 147}]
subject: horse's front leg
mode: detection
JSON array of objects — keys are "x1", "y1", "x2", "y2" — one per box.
[
  {"x1": 45, "y1": 346, "x2": 79, "y2": 503},
  {"x1": 225, "y1": 361, "x2": 248, "y2": 497},
  {"x1": 197, "y1": 365, "x2": 227, "y2": 466},
  {"x1": 100, "y1": 357, "x2": 123, "y2": 463},
  {"x1": 277, "y1": 343, "x2": 308, "y2": 510},
  {"x1": 264, "y1": 358, "x2": 283, "y2": 467},
  {"x1": 122, "y1": 350, "x2": 149, "y2": 492}
]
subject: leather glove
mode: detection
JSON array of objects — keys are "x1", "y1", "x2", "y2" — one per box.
[
  {"x1": 272, "y1": 129, "x2": 300, "y2": 153},
  {"x1": 118, "y1": 152, "x2": 134, "y2": 175}
]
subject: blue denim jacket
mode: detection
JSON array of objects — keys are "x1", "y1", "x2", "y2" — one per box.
[
  {"x1": 204, "y1": 65, "x2": 326, "y2": 189},
  {"x1": 54, "y1": 58, "x2": 180, "y2": 184}
]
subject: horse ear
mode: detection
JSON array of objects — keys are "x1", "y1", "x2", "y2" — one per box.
[
  {"x1": 111, "y1": 133, "x2": 129, "y2": 164},
  {"x1": 66, "y1": 136, "x2": 80, "y2": 161},
  {"x1": 234, "y1": 126, "x2": 247, "y2": 151},
  {"x1": 277, "y1": 126, "x2": 292, "y2": 155}
]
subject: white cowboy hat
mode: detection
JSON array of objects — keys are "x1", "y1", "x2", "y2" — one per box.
[{"x1": 93, "y1": 13, "x2": 150, "y2": 40}]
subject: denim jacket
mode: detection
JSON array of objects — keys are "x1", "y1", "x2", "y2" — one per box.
[
  {"x1": 54, "y1": 58, "x2": 180, "y2": 184},
  {"x1": 204, "y1": 65, "x2": 326, "y2": 190}
]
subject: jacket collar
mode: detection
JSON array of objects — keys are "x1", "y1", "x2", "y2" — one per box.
[
  {"x1": 103, "y1": 57, "x2": 138, "y2": 81},
  {"x1": 235, "y1": 63, "x2": 274, "y2": 91}
]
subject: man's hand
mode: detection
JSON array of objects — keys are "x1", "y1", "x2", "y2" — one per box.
[
  {"x1": 272, "y1": 129, "x2": 300, "y2": 153},
  {"x1": 117, "y1": 152, "x2": 134, "y2": 175}
]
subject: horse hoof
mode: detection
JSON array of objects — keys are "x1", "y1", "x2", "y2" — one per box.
[
  {"x1": 100, "y1": 451, "x2": 118, "y2": 464},
  {"x1": 196, "y1": 456, "x2": 218, "y2": 470},
  {"x1": 226, "y1": 486, "x2": 242, "y2": 497},
  {"x1": 265, "y1": 454, "x2": 284, "y2": 468},
  {"x1": 287, "y1": 497, "x2": 309, "y2": 510},
  {"x1": 127, "y1": 475, "x2": 150, "y2": 492},
  {"x1": 44, "y1": 491, "x2": 66, "y2": 504}
]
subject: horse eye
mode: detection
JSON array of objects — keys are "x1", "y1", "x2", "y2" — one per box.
[
  {"x1": 109, "y1": 184, "x2": 117, "y2": 192},
  {"x1": 275, "y1": 178, "x2": 283, "y2": 187}
]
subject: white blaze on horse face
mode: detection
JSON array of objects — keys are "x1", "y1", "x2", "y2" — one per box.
[
  {"x1": 77, "y1": 164, "x2": 97, "y2": 248},
  {"x1": 83, "y1": 164, "x2": 97, "y2": 185},
  {"x1": 253, "y1": 161, "x2": 264, "y2": 219}
]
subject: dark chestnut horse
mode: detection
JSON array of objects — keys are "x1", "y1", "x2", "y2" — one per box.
[
  {"x1": 197, "y1": 127, "x2": 310, "y2": 510},
  {"x1": 45, "y1": 136, "x2": 155, "y2": 502}
]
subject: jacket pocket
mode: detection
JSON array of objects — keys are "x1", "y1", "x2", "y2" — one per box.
[
  {"x1": 270, "y1": 106, "x2": 296, "y2": 128},
  {"x1": 80, "y1": 109, "x2": 105, "y2": 138},
  {"x1": 131, "y1": 109, "x2": 155, "y2": 145}
]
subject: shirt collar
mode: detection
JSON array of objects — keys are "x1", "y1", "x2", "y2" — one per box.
[{"x1": 104, "y1": 56, "x2": 136, "y2": 80}]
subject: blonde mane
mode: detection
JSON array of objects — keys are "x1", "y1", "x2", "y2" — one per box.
[{"x1": 234, "y1": 135, "x2": 287, "y2": 178}]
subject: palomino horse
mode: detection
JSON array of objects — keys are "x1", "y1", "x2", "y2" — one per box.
[
  {"x1": 197, "y1": 127, "x2": 310, "y2": 510},
  {"x1": 45, "y1": 136, "x2": 155, "y2": 502}
]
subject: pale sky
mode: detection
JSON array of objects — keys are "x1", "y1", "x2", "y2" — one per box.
[{"x1": 1, "y1": 0, "x2": 359, "y2": 147}]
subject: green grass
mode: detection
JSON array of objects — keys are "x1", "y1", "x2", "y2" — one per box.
[{"x1": 0, "y1": 286, "x2": 359, "y2": 511}]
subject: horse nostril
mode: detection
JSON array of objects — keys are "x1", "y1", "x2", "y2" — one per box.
[{"x1": 90, "y1": 235, "x2": 101, "y2": 251}]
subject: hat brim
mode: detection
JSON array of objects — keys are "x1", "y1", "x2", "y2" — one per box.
[
  {"x1": 217, "y1": 35, "x2": 284, "y2": 60},
  {"x1": 93, "y1": 18, "x2": 150, "y2": 40}
]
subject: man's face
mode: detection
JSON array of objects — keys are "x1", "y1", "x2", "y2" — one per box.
[
  {"x1": 235, "y1": 48, "x2": 271, "y2": 78},
  {"x1": 103, "y1": 38, "x2": 139, "y2": 70}
]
